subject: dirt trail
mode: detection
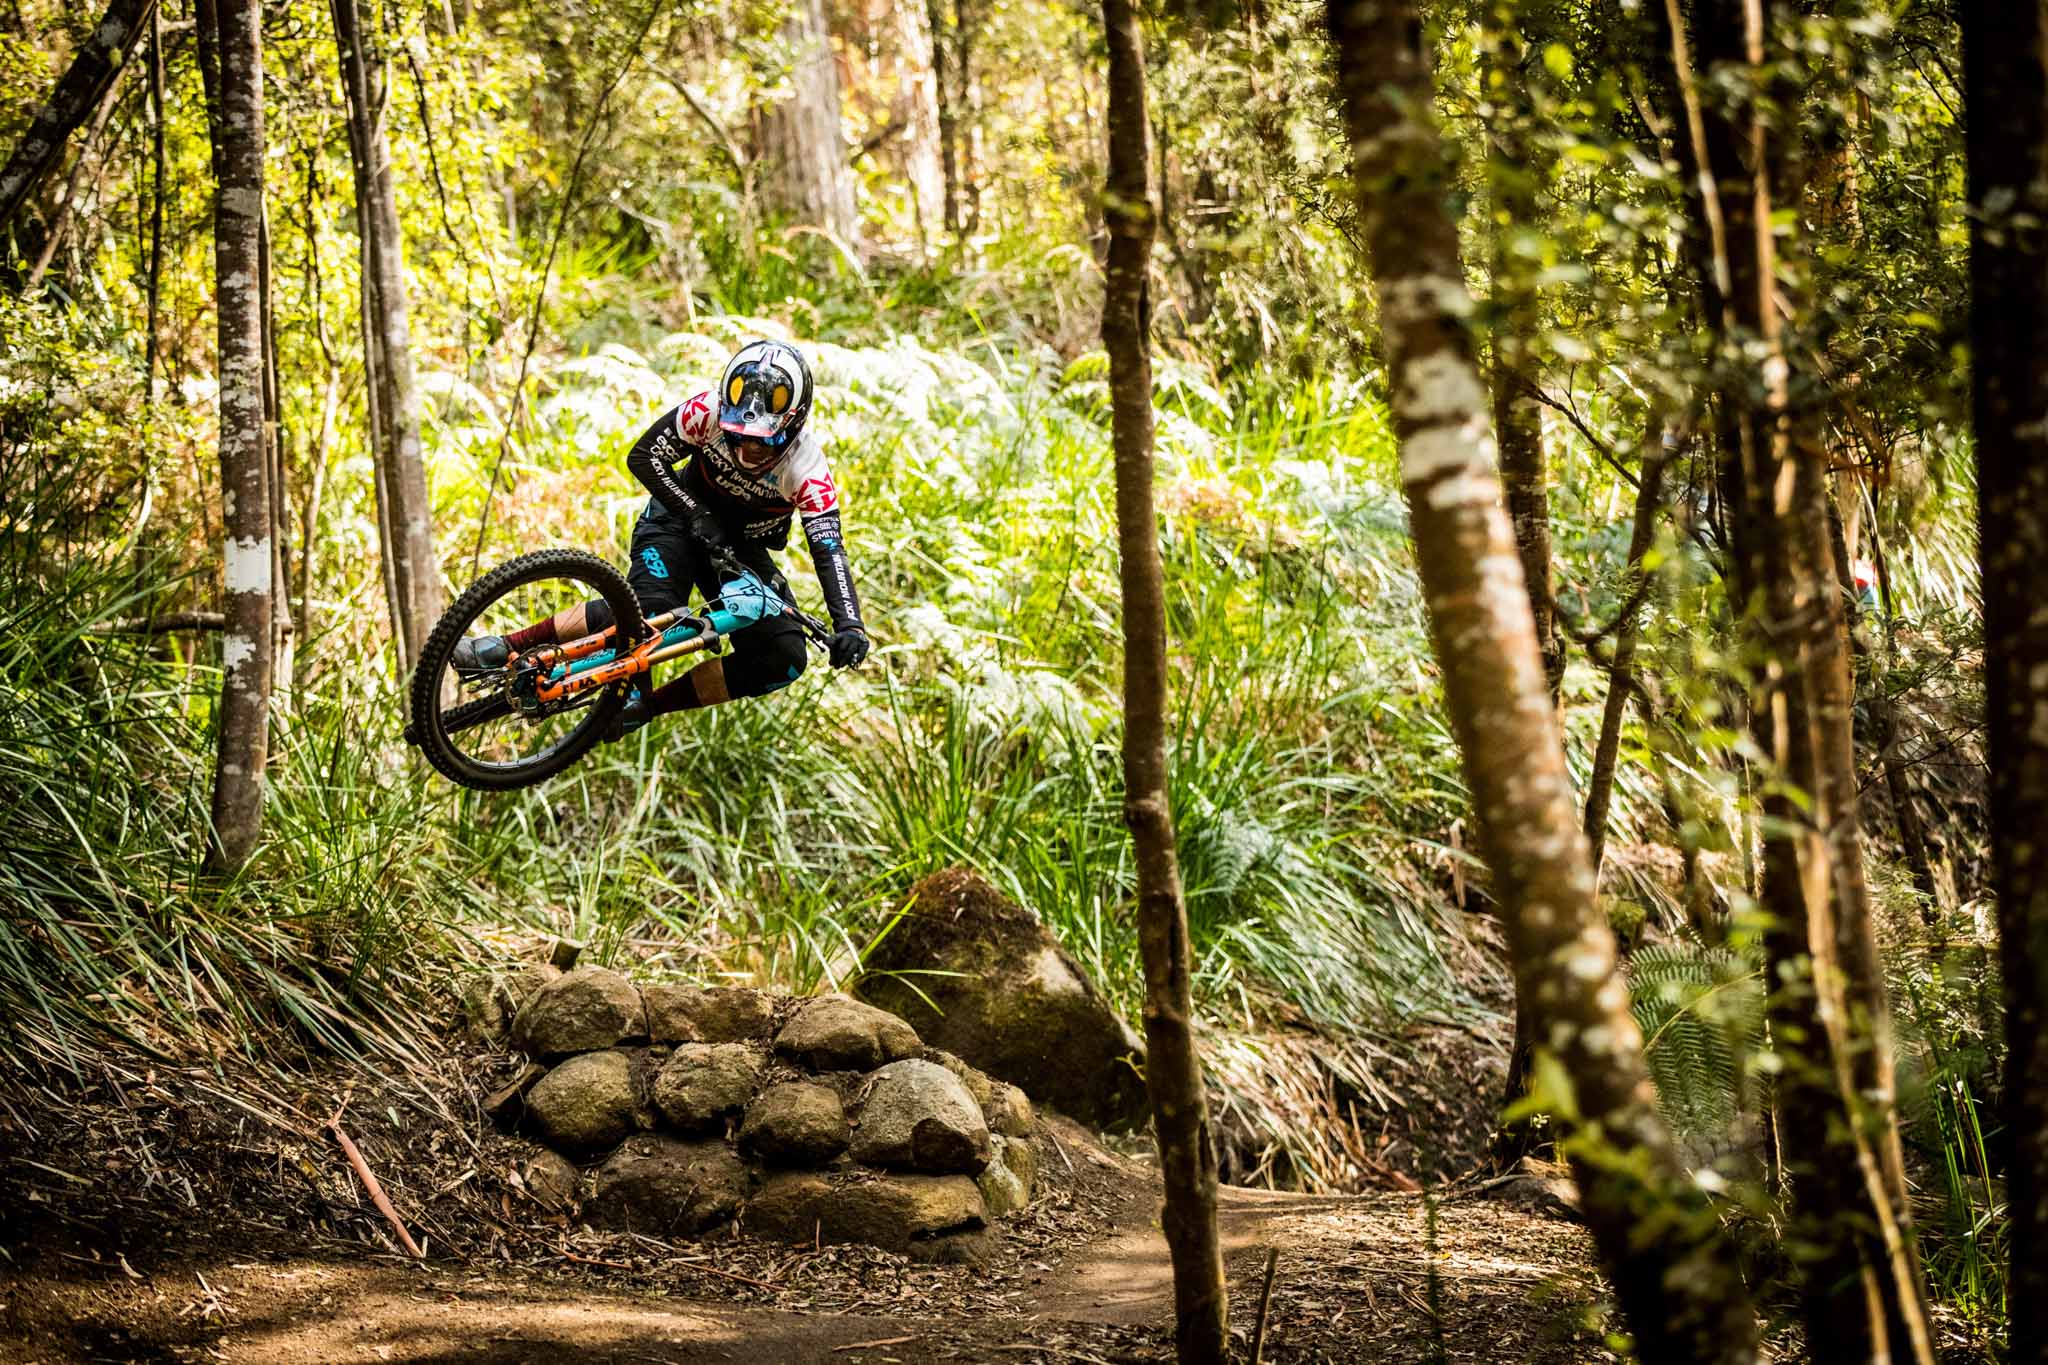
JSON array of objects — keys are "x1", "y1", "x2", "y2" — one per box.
[
  {"x1": 2, "y1": 1183, "x2": 1606, "y2": 1363},
  {"x1": 1, "y1": 1061, "x2": 1607, "y2": 1363}
]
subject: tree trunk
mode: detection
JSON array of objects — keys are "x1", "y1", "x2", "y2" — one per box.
[
  {"x1": 893, "y1": 0, "x2": 944, "y2": 258},
  {"x1": 1487, "y1": 56, "x2": 1563, "y2": 1158},
  {"x1": 0, "y1": 0, "x2": 156, "y2": 250},
  {"x1": 259, "y1": 206, "x2": 295, "y2": 696},
  {"x1": 761, "y1": 0, "x2": 861, "y2": 249},
  {"x1": 1323, "y1": 4, "x2": 1758, "y2": 1359},
  {"x1": 1486, "y1": 108, "x2": 1560, "y2": 704},
  {"x1": 1657, "y1": 2, "x2": 1932, "y2": 1358},
  {"x1": 1862, "y1": 509, "x2": 1946, "y2": 912},
  {"x1": 1960, "y1": 7, "x2": 2048, "y2": 1361},
  {"x1": 144, "y1": 2, "x2": 166, "y2": 405},
  {"x1": 1495, "y1": 374, "x2": 1559, "y2": 697},
  {"x1": 333, "y1": 0, "x2": 443, "y2": 671},
  {"x1": 957, "y1": 0, "x2": 983, "y2": 236},
  {"x1": 1584, "y1": 437, "x2": 1673, "y2": 882},
  {"x1": 1100, "y1": 1, "x2": 1227, "y2": 1359},
  {"x1": 205, "y1": 0, "x2": 271, "y2": 875},
  {"x1": 924, "y1": 0, "x2": 960, "y2": 237}
]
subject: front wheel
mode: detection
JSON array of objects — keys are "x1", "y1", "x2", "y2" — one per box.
[{"x1": 408, "y1": 549, "x2": 646, "y2": 791}]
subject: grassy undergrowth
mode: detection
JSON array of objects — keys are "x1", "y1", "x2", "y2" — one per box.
[
  {"x1": 0, "y1": 303, "x2": 1988, "y2": 1242},
  {"x1": 3, "y1": 318, "x2": 1519, "y2": 1075}
]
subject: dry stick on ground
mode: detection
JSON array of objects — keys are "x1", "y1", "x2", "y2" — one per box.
[
  {"x1": 1959, "y1": 5, "x2": 2048, "y2": 1360},
  {"x1": 1099, "y1": 0, "x2": 1228, "y2": 1360},
  {"x1": 1321, "y1": 2, "x2": 1759, "y2": 1361},
  {"x1": 326, "y1": 1113, "x2": 424, "y2": 1259},
  {"x1": 1248, "y1": 1247, "x2": 1279, "y2": 1365}
]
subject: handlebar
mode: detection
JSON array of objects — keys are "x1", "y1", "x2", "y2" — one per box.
[{"x1": 706, "y1": 544, "x2": 835, "y2": 648}]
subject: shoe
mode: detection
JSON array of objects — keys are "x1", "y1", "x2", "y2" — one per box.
[
  {"x1": 604, "y1": 686, "x2": 651, "y2": 742},
  {"x1": 451, "y1": 634, "x2": 511, "y2": 680}
]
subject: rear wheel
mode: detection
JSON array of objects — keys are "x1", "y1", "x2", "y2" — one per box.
[{"x1": 408, "y1": 549, "x2": 645, "y2": 791}]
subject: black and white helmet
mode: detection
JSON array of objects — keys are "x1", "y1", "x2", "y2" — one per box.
[{"x1": 718, "y1": 339, "x2": 813, "y2": 468}]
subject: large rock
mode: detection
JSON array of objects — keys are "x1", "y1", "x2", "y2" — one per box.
[
  {"x1": 985, "y1": 1083, "x2": 1034, "y2": 1138},
  {"x1": 746, "y1": 1171, "x2": 987, "y2": 1258},
  {"x1": 526, "y1": 1051, "x2": 638, "y2": 1154},
  {"x1": 856, "y1": 868, "x2": 1149, "y2": 1128},
  {"x1": 584, "y1": 1135, "x2": 750, "y2": 1235},
  {"x1": 461, "y1": 964, "x2": 562, "y2": 1045},
  {"x1": 774, "y1": 994, "x2": 922, "y2": 1072},
  {"x1": 739, "y1": 1083, "x2": 849, "y2": 1166},
  {"x1": 850, "y1": 1060, "x2": 990, "y2": 1174},
  {"x1": 652, "y1": 1043, "x2": 765, "y2": 1132},
  {"x1": 977, "y1": 1133, "x2": 1036, "y2": 1217},
  {"x1": 927, "y1": 1051, "x2": 995, "y2": 1110},
  {"x1": 645, "y1": 984, "x2": 777, "y2": 1043},
  {"x1": 520, "y1": 1146, "x2": 583, "y2": 1210},
  {"x1": 512, "y1": 967, "x2": 647, "y2": 1057}
]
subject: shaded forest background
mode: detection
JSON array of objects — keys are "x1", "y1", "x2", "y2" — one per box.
[{"x1": 0, "y1": 0, "x2": 2014, "y2": 1356}]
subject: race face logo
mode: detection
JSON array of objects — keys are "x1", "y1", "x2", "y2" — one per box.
[
  {"x1": 676, "y1": 391, "x2": 717, "y2": 445},
  {"x1": 796, "y1": 472, "x2": 838, "y2": 515}
]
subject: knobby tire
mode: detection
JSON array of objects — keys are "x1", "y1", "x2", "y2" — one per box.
[{"x1": 408, "y1": 549, "x2": 645, "y2": 791}]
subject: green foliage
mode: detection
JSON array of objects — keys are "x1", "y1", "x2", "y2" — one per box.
[
  {"x1": 1625, "y1": 943, "x2": 1764, "y2": 1142},
  {"x1": 0, "y1": 10, "x2": 2005, "y2": 1327}
]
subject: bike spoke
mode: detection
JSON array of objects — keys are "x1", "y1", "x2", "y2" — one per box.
[{"x1": 434, "y1": 573, "x2": 622, "y2": 772}]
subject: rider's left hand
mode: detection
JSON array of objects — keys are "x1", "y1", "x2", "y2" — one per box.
[{"x1": 828, "y1": 624, "x2": 869, "y2": 669}]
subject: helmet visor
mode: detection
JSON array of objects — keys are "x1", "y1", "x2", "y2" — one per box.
[{"x1": 720, "y1": 364, "x2": 798, "y2": 445}]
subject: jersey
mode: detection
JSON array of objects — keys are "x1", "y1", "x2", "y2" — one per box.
[{"x1": 624, "y1": 392, "x2": 862, "y2": 631}]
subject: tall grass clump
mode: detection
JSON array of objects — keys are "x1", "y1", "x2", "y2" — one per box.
[{"x1": 0, "y1": 302, "x2": 454, "y2": 1074}]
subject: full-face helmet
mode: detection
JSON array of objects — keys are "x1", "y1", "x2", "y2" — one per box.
[{"x1": 718, "y1": 339, "x2": 813, "y2": 471}]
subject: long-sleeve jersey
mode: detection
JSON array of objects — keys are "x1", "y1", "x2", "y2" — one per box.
[{"x1": 624, "y1": 390, "x2": 863, "y2": 630}]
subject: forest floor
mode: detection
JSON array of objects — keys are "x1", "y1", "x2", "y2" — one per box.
[{"x1": 0, "y1": 1051, "x2": 1616, "y2": 1364}]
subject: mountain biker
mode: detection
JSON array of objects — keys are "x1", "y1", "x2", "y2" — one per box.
[{"x1": 451, "y1": 339, "x2": 869, "y2": 737}]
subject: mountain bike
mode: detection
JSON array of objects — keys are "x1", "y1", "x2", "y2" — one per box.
[{"x1": 404, "y1": 545, "x2": 830, "y2": 792}]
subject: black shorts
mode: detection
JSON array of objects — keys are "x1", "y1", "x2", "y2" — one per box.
[{"x1": 626, "y1": 501, "x2": 807, "y2": 697}]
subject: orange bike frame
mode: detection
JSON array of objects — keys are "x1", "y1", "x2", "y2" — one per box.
[{"x1": 527, "y1": 607, "x2": 721, "y2": 705}]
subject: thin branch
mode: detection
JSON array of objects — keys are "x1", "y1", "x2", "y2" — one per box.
[
  {"x1": 1522, "y1": 383, "x2": 1641, "y2": 490},
  {"x1": 90, "y1": 611, "x2": 227, "y2": 634},
  {"x1": 646, "y1": 60, "x2": 747, "y2": 175},
  {"x1": 472, "y1": 0, "x2": 667, "y2": 574},
  {"x1": 855, "y1": 113, "x2": 907, "y2": 160}
]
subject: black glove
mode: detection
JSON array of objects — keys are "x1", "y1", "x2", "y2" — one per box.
[
  {"x1": 828, "y1": 623, "x2": 869, "y2": 669},
  {"x1": 686, "y1": 508, "x2": 727, "y2": 551}
]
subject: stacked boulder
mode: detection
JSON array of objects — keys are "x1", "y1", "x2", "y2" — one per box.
[{"x1": 472, "y1": 967, "x2": 1038, "y2": 1262}]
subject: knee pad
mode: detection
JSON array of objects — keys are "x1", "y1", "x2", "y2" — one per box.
[{"x1": 727, "y1": 628, "x2": 807, "y2": 697}]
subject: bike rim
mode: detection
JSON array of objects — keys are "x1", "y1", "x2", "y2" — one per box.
[{"x1": 431, "y1": 571, "x2": 627, "y2": 779}]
